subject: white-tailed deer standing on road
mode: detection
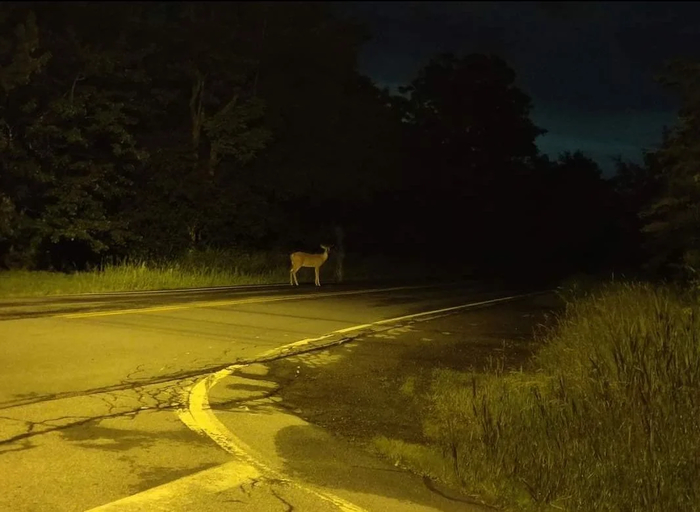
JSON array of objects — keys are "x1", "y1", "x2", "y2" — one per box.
[{"x1": 290, "y1": 245, "x2": 331, "y2": 286}]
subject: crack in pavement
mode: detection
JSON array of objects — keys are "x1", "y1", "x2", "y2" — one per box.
[
  {"x1": 0, "y1": 377, "x2": 200, "y2": 448},
  {"x1": 0, "y1": 364, "x2": 232, "y2": 411},
  {"x1": 271, "y1": 487, "x2": 295, "y2": 512},
  {"x1": 239, "y1": 477, "x2": 263, "y2": 497},
  {"x1": 0, "y1": 333, "x2": 361, "y2": 413},
  {"x1": 0, "y1": 358, "x2": 305, "y2": 450},
  {"x1": 0, "y1": 408, "x2": 142, "y2": 449},
  {"x1": 121, "y1": 364, "x2": 147, "y2": 385}
]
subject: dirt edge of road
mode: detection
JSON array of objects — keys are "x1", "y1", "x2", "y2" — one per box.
[{"x1": 257, "y1": 292, "x2": 563, "y2": 506}]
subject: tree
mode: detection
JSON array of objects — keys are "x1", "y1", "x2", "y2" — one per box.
[
  {"x1": 0, "y1": 7, "x2": 51, "y2": 267},
  {"x1": 243, "y1": 4, "x2": 400, "y2": 250},
  {"x1": 400, "y1": 53, "x2": 544, "y2": 177},
  {"x1": 610, "y1": 153, "x2": 663, "y2": 271},
  {"x1": 115, "y1": 2, "x2": 391, "y2": 257},
  {"x1": 393, "y1": 53, "x2": 545, "y2": 265},
  {"x1": 545, "y1": 152, "x2": 619, "y2": 275},
  {"x1": 0, "y1": 4, "x2": 157, "y2": 270},
  {"x1": 124, "y1": 3, "x2": 272, "y2": 255},
  {"x1": 642, "y1": 59, "x2": 700, "y2": 279},
  {"x1": 0, "y1": 2, "x2": 434, "y2": 268}
]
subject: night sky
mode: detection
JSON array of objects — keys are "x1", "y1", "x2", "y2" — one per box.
[{"x1": 334, "y1": 1, "x2": 700, "y2": 175}]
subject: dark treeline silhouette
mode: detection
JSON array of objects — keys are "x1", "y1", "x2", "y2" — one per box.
[{"x1": 0, "y1": 3, "x2": 698, "y2": 284}]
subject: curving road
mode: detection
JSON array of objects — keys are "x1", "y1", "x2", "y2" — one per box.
[{"x1": 0, "y1": 281, "x2": 531, "y2": 511}]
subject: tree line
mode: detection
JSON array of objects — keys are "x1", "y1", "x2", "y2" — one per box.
[{"x1": 0, "y1": 2, "x2": 697, "y2": 283}]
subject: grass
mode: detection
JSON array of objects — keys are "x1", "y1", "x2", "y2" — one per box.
[
  {"x1": 373, "y1": 281, "x2": 700, "y2": 511},
  {"x1": 0, "y1": 248, "x2": 470, "y2": 298},
  {"x1": 0, "y1": 249, "x2": 289, "y2": 298},
  {"x1": 371, "y1": 436, "x2": 461, "y2": 486}
]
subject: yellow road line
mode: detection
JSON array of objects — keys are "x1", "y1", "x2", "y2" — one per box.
[
  {"x1": 173, "y1": 291, "x2": 545, "y2": 511},
  {"x1": 56, "y1": 284, "x2": 444, "y2": 319},
  {"x1": 177, "y1": 368, "x2": 369, "y2": 512},
  {"x1": 85, "y1": 460, "x2": 262, "y2": 511}
]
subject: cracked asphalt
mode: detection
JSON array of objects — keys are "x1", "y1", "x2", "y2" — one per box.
[{"x1": 0, "y1": 281, "x2": 537, "y2": 511}]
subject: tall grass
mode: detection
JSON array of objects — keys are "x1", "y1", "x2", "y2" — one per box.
[
  {"x1": 390, "y1": 282, "x2": 700, "y2": 511},
  {"x1": 0, "y1": 248, "x2": 471, "y2": 298},
  {"x1": 0, "y1": 248, "x2": 289, "y2": 297}
]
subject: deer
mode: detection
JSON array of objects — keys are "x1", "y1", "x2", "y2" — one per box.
[{"x1": 290, "y1": 245, "x2": 331, "y2": 287}]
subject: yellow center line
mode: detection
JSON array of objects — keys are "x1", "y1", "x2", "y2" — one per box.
[{"x1": 55, "y1": 284, "x2": 440, "y2": 319}]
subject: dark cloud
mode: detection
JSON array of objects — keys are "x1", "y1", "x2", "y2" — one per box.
[{"x1": 333, "y1": 1, "x2": 700, "y2": 174}]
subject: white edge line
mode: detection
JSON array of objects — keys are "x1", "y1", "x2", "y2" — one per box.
[{"x1": 245, "y1": 292, "x2": 546, "y2": 361}]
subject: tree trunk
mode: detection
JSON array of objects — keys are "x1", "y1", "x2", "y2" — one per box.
[
  {"x1": 334, "y1": 224, "x2": 345, "y2": 283},
  {"x1": 189, "y1": 70, "x2": 205, "y2": 155}
]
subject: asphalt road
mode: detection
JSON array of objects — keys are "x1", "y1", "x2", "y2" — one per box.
[{"x1": 0, "y1": 281, "x2": 531, "y2": 511}]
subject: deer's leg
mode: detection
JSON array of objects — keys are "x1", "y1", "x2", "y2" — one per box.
[
  {"x1": 315, "y1": 267, "x2": 320, "y2": 286},
  {"x1": 290, "y1": 263, "x2": 300, "y2": 286}
]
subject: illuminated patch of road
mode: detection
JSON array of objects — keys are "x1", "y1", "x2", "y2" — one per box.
[
  {"x1": 174, "y1": 291, "x2": 543, "y2": 510},
  {"x1": 90, "y1": 291, "x2": 546, "y2": 510},
  {"x1": 55, "y1": 284, "x2": 449, "y2": 319}
]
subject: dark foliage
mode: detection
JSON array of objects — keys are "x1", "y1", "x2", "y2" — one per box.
[{"x1": 0, "y1": 2, "x2": 686, "y2": 282}]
